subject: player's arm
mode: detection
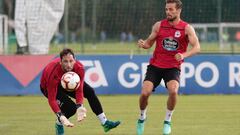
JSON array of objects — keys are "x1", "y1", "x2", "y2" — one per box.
[
  {"x1": 47, "y1": 80, "x2": 61, "y2": 113},
  {"x1": 184, "y1": 24, "x2": 201, "y2": 57},
  {"x1": 175, "y1": 24, "x2": 201, "y2": 61},
  {"x1": 47, "y1": 77, "x2": 74, "y2": 127},
  {"x1": 138, "y1": 21, "x2": 160, "y2": 49}
]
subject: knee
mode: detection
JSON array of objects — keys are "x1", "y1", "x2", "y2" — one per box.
[
  {"x1": 141, "y1": 88, "x2": 152, "y2": 97},
  {"x1": 168, "y1": 85, "x2": 178, "y2": 96},
  {"x1": 141, "y1": 81, "x2": 153, "y2": 97},
  {"x1": 169, "y1": 90, "x2": 178, "y2": 97},
  {"x1": 167, "y1": 81, "x2": 179, "y2": 96},
  {"x1": 141, "y1": 91, "x2": 150, "y2": 97}
]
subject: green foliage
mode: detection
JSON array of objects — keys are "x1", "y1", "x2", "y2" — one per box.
[{"x1": 66, "y1": 0, "x2": 240, "y2": 39}]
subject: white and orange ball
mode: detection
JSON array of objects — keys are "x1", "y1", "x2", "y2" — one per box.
[{"x1": 61, "y1": 71, "x2": 80, "y2": 91}]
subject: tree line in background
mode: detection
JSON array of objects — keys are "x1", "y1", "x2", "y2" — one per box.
[
  {"x1": 1, "y1": 0, "x2": 240, "y2": 42},
  {"x1": 65, "y1": 0, "x2": 240, "y2": 42}
]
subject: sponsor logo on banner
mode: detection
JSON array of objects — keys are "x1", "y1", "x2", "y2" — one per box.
[
  {"x1": 81, "y1": 60, "x2": 240, "y2": 89},
  {"x1": 181, "y1": 62, "x2": 240, "y2": 88},
  {"x1": 80, "y1": 60, "x2": 108, "y2": 88},
  {"x1": 0, "y1": 55, "x2": 240, "y2": 95},
  {"x1": 118, "y1": 61, "x2": 240, "y2": 88}
]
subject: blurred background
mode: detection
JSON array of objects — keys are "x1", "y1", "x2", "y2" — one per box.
[{"x1": 0, "y1": 0, "x2": 240, "y2": 55}]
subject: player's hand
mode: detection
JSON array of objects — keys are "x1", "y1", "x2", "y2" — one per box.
[
  {"x1": 76, "y1": 106, "x2": 87, "y2": 122},
  {"x1": 59, "y1": 115, "x2": 74, "y2": 127},
  {"x1": 137, "y1": 39, "x2": 145, "y2": 48},
  {"x1": 175, "y1": 53, "x2": 184, "y2": 61}
]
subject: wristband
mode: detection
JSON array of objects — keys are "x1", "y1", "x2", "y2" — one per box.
[{"x1": 56, "y1": 112, "x2": 63, "y2": 121}]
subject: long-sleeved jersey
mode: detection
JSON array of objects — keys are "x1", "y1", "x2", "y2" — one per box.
[{"x1": 40, "y1": 58, "x2": 85, "y2": 113}]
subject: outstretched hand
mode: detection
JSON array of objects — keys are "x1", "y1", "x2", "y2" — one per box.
[
  {"x1": 77, "y1": 106, "x2": 87, "y2": 122},
  {"x1": 60, "y1": 115, "x2": 74, "y2": 127}
]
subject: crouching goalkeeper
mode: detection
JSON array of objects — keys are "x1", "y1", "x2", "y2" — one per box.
[{"x1": 40, "y1": 48, "x2": 120, "y2": 135}]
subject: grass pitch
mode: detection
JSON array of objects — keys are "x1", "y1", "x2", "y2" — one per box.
[
  {"x1": 8, "y1": 41, "x2": 240, "y2": 55},
  {"x1": 0, "y1": 95, "x2": 240, "y2": 135}
]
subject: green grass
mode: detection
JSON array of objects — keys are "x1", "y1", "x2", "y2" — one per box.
[
  {"x1": 7, "y1": 41, "x2": 240, "y2": 55},
  {"x1": 0, "y1": 95, "x2": 240, "y2": 135}
]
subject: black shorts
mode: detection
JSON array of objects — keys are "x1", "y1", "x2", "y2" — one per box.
[{"x1": 144, "y1": 64, "x2": 180, "y2": 91}]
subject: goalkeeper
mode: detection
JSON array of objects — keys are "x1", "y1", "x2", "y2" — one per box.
[{"x1": 40, "y1": 48, "x2": 120, "y2": 135}]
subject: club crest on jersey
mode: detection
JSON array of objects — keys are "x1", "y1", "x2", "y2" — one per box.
[
  {"x1": 162, "y1": 37, "x2": 179, "y2": 51},
  {"x1": 174, "y1": 30, "x2": 181, "y2": 38}
]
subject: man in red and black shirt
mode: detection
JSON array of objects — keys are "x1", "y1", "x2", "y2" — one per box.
[
  {"x1": 136, "y1": 0, "x2": 200, "y2": 135},
  {"x1": 40, "y1": 48, "x2": 120, "y2": 135}
]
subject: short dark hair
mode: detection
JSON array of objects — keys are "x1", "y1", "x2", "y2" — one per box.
[
  {"x1": 60, "y1": 48, "x2": 75, "y2": 60},
  {"x1": 166, "y1": 0, "x2": 182, "y2": 9}
]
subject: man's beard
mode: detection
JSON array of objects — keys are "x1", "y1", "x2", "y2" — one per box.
[{"x1": 167, "y1": 16, "x2": 177, "y2": 22}]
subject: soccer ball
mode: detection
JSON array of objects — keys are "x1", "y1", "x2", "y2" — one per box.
[{"x1": 61, "y1": 71, "x2": 80, "y2": 91}]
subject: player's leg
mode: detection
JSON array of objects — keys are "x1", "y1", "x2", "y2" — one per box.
[
  {"x1": 56, "y1": 86, "x2": 77, "y2": 119},
  {"x1": 41, "y1": 87, "x2": 64, "y2": 135},
  {"x1": 57, "y1": 87, "x2": 77, "y2": 135},
  {"x1": 137, "y1": 81, "x2": 153, "y2": 135},
  {"x1": 40, "y1": 85, "x2": 76, "y2": 135},
  {"x1": 82, "y1": 82, "x2": 120, "y2": 132},
  {"x1": 14, "y1": 0, "x2": 29, "y2": 54},
  {"x1": 137, "y1": 65, "x2": 162, "y2": 135},
  {"x1": 162, "y1": 68, "x2": 180, "y2": 135},
  {"x1": 166, "y1": 80, "x2": 179, "y2": 117},
  {"x1": 139, "y1": 81, "x2": 153, "y2": 119},
  {"x1": 162, "y1": 80, "x2": 179, "y2": 135},
  {"x1": 57, "y1": 86, "x2": 77, "y2": 135},
  {"x1": 42, "y1": 85, "x2": 76, "y2": 135},
  {"x1": 28, "y1": 0, "x2": 64, "y2": 54}
]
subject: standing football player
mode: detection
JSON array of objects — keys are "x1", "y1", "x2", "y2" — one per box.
[
  {"x1": 136, "y1": 0, "x2": 200, "y2": 134},
  {"x1": 40, "y1": 48, "x2": 120, "y2": 135}
]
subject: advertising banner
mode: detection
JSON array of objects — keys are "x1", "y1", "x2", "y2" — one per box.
[{"x1": 0, "y1": 55, "x2": 239, "y2": 95}]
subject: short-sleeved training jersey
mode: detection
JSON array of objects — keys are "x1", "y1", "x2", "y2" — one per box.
[
  {"x1": 40, "y1": 58, "x2": 85, "y2": 113},
  {"x1": 150, "y1": 19, "x2": 189, "y2": 69}
]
